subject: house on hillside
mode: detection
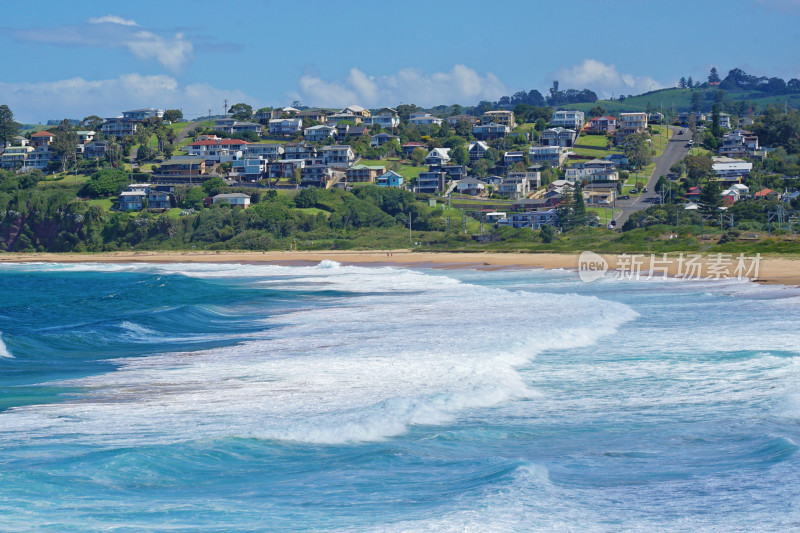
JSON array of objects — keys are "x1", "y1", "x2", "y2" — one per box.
[
  {"x1": 481, "y1": 110, "x2": 516, "y2": 128},
  {"x1": 304, "y1": 124, "x2": 337, "y2": 142},
  {"x1": 712, "y1": 156, "x2": 752, "y2": 184},
  {"x1": 551, "y1": 110, "x2": 585, "y2": 129},
  {"x1": 472, "y1": 123, "x2": 510, "y2": 141},
  {"x1": 212, "y1": 193, "x2": 251, "y2": 208},
  {"x1": 468, "y1": 141, "x2": 490, "y2": 162},
  {"x1": 416, "y1": 171, "x2": 447, "y2": 194},
  {"x1": 617, "y1": 112, "x2": 648, "y2": 137},
  {"x1": 321, "y1": 145, "x2": 356, "y2": 167},
  {"x1": 377, "y1": 170, "x2": 404, "y2": 188},
  {"x1": 529, "y1": 146, "x2": 567, "y2": 167},
  {"x1": 151, "y1": 157, "x2": 207, "y2": 184},
  {"x1": 540, "y1": 127, "x2": 576, "y2": 148},
  {"x1": 409, "y1": 113, "x2": 443, "y2": 126},
  {"x1": 269, "y1": 118, "x2": 303, "y2": 135},
  {"x1": 402, "y1": 142, "x2": 427, "y2": 157},
  {"x1": 363, "y1": 108, "x2": 399, "y2": 129},
  {"x1": 370, "y1": 133, "x2": 399, "y2": 148},
  {"x1": 346, "y1": 164, "x2": 385, "y2": 183},
  {"x1": 123, "y1": 108, "x2": 164, "y2": 120},
  {"x1": 424, "y1": 148, "x2": 451, "y2": 166},
  {"x1": 588, "y1": 116, "x2": 617, "y2": 133},
  {"x1": 455, "y1": 177, "x2": 487, "y2": 196}
]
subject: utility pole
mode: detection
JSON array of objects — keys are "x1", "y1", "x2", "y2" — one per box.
[{"x1": 224, "y1": 99, "x2": 228, "y2": 115}]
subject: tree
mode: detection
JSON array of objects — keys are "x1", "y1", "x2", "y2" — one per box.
[
  {"x1": 691, "y1": 91, "x2": 702, "y2": 113},
  {"x1": 687, "y1": 76, "x2": 694, "y2": 88},
  {"x1": 711, "y1": 103, "x2": 722, "y2": 138},
  {"x1": 163, "y1": 109, "x2": 183, "y2": 123},
  {"x1": 471, "y1": 160, "x2": 489, "y2": 178},
  {"x1": 451, "y1": 145, "x2": 469, "y2": 166},
  {"x1": 51, "y1": 129, "x2": 79, "y2": 172},
  {"x1": 679, "y1": 77, "x2": 687, "y2": 89},
  {"x1": 698, "y1": 179, "x2": 722, "y2": 216},
  {"x1": 540, "y1": 224, "x2": 555, "y2": 243},
  {"x1": 228, "y1": 103, "x2": 253, "y2": 121},
  {"x1": 80, "y1": 168, "x2": 130, "y2": 198},
  {"x1": 708, "y1": 67, "x2": 721, "y2": 84},
  {"x1": 572, "y1": 183, "x2": 587, "y2": 228},
  {"x1": 81, "y1": 115, "x2": 104, "y2": 131},
  {"x1": 202, "y1": 177, "x2": 226, "y2": 195},
  {"x1": 454, "y1": 119, "x2": 472, "y2": 138},
  {"x1": 589, "y1": 105, "x2": 607, "y2": 118},
  {"x1": 106, "y1": 142, "x2": 123, "y2": 167},
  {"x1": 0, "y1": 105, "x2": 20, "y2": 147},
  {"x1": 182, "y1": 186, "x2": 206, "y2": 210},
  {"x1": 622, "y1": 133, "x2": 653, "y2": 169},
  {"x1": 684, "y1": 154, "x2": 713, "y2": 185},
  {"x1": 410, "y1": 147, "x2": 426, "y2": 167}
]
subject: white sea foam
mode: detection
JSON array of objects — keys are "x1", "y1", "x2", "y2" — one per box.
[
  {"x1": 0, "y1": 264, "x2": 637, "y2": 447},
  {"x1": 0, "y1": 333, "x2": 12, "y2": 358}
]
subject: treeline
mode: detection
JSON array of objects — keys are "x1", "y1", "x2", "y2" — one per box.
[
  {"x1": 0, "y1": 172, "x2": 447, "y2": 252},
  {"x1": 719, "y1": 68, "x2": 800, "y2": 95},
  {"x1": 484, "y1": 80, "x2": 598, "y2": 111}
]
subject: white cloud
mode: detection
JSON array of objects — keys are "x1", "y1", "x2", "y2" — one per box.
[
  {"x1": 294, "y1": 65, "x2": 508, "y2": 107},
  {"x1": 12, "y1": 17, "x2": 193, "y2": 72},
  {"x1": 0, "y1": 74, "x2": 256, "y2": 123},
  {"x1": 551, "y1": 59, "x2": 663, "y2": 98},
  {"x1": 124, "y1": 31, "x2": 194, "y2": 72},
  {"x1": 87, "y1": 15, "x2": 138, "y2": 26}
]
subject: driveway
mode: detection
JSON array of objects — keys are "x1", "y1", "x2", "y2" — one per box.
[{"x1": 613, "y1": 126, "x2": 693, "y2": 227}]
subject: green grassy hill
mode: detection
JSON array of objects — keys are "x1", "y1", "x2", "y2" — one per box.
[{"x1": 560, "y1": 86, "x2": 800, "y2": 115}]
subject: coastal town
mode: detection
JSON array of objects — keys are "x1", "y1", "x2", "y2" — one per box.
[{"x1": 1, "y1": 67, "x2": 799, "y2": 252}]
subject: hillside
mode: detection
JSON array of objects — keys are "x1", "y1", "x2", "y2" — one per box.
[{"x1": 559, "y1": 86, "x2": 800, "y2": 115}]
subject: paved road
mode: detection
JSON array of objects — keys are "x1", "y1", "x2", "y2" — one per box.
[{"x1": 613, "y1": 126, "x2": 693, "y2": 227}]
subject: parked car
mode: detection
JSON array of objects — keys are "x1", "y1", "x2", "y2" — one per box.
[
  {"x1": 643, "y1": 187, "x2": 648, "y2": 192},
  {"x1": 630, "y1": 189, "x2": 638, "y2": 194}
]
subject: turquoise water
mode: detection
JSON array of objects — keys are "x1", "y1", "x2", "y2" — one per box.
[{"x1": 1, "y1": 262, "x2": 799, "y2": 531}]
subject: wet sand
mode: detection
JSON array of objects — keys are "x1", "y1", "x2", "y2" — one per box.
[{"x1": 2, "y1": 250, "x2": 799, "y2": 286}]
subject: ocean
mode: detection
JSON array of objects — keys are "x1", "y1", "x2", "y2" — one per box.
[{"x1": 0, "y1": 261, "x2": 798, "y2": 532}]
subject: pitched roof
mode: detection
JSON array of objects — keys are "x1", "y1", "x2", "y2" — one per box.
[
  {"x1": 754, "y1": 188, "x2": 774, "y2": 197},
  {"x1": 189, "y1": 139, "x2": 250, "y2": 146},
  {"x1": 31, "y1": 130, "x2": 54, "y2": 137}
]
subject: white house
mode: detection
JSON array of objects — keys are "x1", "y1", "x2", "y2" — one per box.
[
  {"x1": 712, "y1": 156, "x2": 752, "y2": 183},
  {"x1": 304, "y1": 124, "x2": 337, "y2": 142},
  {"x1": 540, "y1": 127, "x2": 576, "y2": 148},
  {"x1": 424, "y1": 148, "x2": 451, "y2": 166},
  {"x1": 269, "y1": 118, "x2": 303, "y2": 135},
  {"x1": 212, "y1": 193, "x2": 251, "y2": 208},
  {"x1": 551, "y1": 110, "x2": 585, "y2": 129},
  {"x1": 409, "y1": 114, "x2": 443, "y2": 126},
  {"x1": 322, "y1": 145, "x2": 356, "y2": 167}
]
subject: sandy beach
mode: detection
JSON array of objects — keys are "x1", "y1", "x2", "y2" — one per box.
[{"x1": 2, "y1": 250, "x2": 799, "y2": 286}]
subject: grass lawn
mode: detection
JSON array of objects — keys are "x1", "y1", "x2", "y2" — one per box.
[
  {"x1": 39, "y1": 173, "x2": 90, "y2": 186},
  {"x1": 87, "y1": 198, "x2": 114, "y2": 210},
  {"x1": 296, "y1": 207, "x2": 330, "y2": 217},
  {"x1": 587, "y1": 206, "x2": 618, "y2": 225},
  {"x1": 513, "y1": 123, "x2": 538, "y2": 134},
  {"x1": 166, "y1": 208, "x2": 184, "y2": 218},
  {"x1": 440, "y1": 206, "x2": 482, "y2": 233},
  {"x1": 356, "y1": 158, "x2": 426, "y2": 181}
]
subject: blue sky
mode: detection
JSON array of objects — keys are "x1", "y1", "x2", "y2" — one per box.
[{"x1": 1, "y1": 0, "x2": 799, "y2": 123}]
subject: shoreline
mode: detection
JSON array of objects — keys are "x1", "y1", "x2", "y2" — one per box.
[{"x1": 2, "y1": 250, "x2": 800, "y2": 287}]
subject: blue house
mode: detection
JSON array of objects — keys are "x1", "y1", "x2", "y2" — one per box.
[{"x1": 377, "y1": 170, "x2": 404, "y2": 188}]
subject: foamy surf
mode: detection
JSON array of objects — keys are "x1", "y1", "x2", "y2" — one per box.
[
  {"x1": 0, "y1": 265, "x2": 636, "y2": 447},
  {"x1": 0, "y1": 333, "x2": 12, "y2": 358}
]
